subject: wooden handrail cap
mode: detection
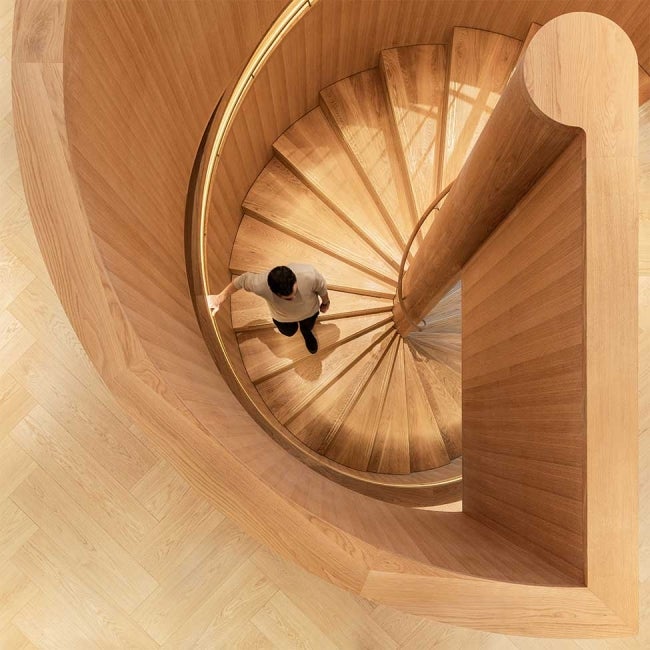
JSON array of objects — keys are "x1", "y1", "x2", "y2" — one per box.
[{"x1": 522, "y1": 12, "x2": 638, "y2": 158}]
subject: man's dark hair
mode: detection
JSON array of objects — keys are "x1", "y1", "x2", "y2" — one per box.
[{"x1": 268, "y1": 266, "x2": 297, "y2": 296}]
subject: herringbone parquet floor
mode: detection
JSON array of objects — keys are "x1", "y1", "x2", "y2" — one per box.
[{"x1": 1, "y1": 0, "x2": 648, "y2": 646}]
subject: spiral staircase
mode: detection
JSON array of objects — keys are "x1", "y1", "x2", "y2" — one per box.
[
  {"x1": 14, "y1": 0, "x2": 646, "y2": 637},
  {"x1": 225, "y1": 29, "x2": 525, "y2": 486}
]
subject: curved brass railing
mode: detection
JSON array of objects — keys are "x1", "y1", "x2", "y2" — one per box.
[
  {"x1": 396, "y1": 182, "x2": 453, "y2": 332},
  {"x1": 198, "y1": 0, "x2": 319, "y2": 304}
]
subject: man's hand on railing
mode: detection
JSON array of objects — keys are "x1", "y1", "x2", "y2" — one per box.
[
  {"x1": 206, "y1": 281, "x2": 238, "y2": 315},
  {"x1": 207, "y1": 292, "x2": 227, "y2": 314}
]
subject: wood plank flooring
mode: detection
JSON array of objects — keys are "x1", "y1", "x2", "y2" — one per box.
[{"x1": 1, "y1": 2, "x2": 649, "y2": 645}]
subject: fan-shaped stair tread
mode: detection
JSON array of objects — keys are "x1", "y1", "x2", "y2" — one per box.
[
  {"x1": 409, "y1": 347, "x2": 461, "y2": 408},
  {"x1": 408, "y1": 334, "x2": 461, "y2": 375},
  {"x1": 273, "y1": 107, "x2": 403, "y2": 265},
  {"x1": 287, "y1": 332, "x2": 397, "y2": 453},
  {"x1": 231, "y1": 287, "x2": 392, "y2": 331},
  {"x1": 324, "y1": 335, "x2": 400, "y2": 470},
  {"x1": 366, "y1": 339, "x2": 411, "y2": 474},
  {"x1": 403, "y1": 344, "x2": 451, "y2": 471},
  {"x1": 441, "y1": 27, "x2": 522, "y2": 187},
  {"x1": 408, "y1": 344, "x2": 462, "y2": 459},
  {"x1": 230, "y1": 217, "x2": 395, "y2": 298},
  {"x1": 380, "y1": 45, "x2": 448, "y2": 216},
  {"x1": 256, "y1": 321, "x2": 395, "y2": 424},
  {"x1": 320, "y1": 69, "x2": 416, "y2": 245},
  {"x1": 243, "y1": 159, "x2": 397, "y2": 284},
  {"x1": 419, "y1": 280, "x2": 461, "y2": 330},
  {"x1": 239, "y1": 312, "x2": 392, "y2": 384}
]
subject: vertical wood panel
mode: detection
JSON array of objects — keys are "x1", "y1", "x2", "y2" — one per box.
[{"x1": 462, "y1": 138, "x2": 586, "y2": 580}]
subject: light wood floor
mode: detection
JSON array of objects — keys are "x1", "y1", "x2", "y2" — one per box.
[{"x1": 1, "y1": 2, "x2": 649, "y2": 647}]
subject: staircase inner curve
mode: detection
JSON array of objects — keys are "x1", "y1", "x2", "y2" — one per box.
[{"x1": 205, "y1": 29, "x2": 524, "y2": 500}]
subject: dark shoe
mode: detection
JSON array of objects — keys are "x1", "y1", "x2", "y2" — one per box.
[{"x1": 303, "y1": 331, "x2": 318, "y2": 354}]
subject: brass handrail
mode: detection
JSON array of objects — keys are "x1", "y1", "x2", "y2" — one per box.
[
  {"x1": 198, "y1": 0, "x2": 319, "y2": 306},
  {"x1": 193, "y1": 0, "x2": 318, "y2": 395},
  {"x1": 396, "y1": 182, "x2": 453, "y2": 331}
]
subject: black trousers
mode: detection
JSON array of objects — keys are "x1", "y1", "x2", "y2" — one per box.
[{"x1": 273, "y1": 312, "x2": 319, "y2": 338}]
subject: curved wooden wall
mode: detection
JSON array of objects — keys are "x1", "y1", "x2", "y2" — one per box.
[{"x1": 12, "y1": 0, "x2": 643, "y2": 636}]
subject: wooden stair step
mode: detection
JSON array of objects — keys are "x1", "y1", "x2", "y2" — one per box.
[
  {"x1": 273, "y1": 107, "x2": 403, "y2": 265},
  {"x1": 403, "y1": 343, "x2": 451, "y2": 471},
  {"x1": 324, "y1": 335, "x2": 400, "y2": 471},
  {"x1": 287, "y1": 332, "x2": 397, "y2": 453},
  {"x1": 320, "y1": 68, "x2": 416, "y2": 246},
  {"x1": 230, "y1": 217, "x2": 395, "y2": 298},
  {"x1": 420, "y1": 280, "x2": 461, "y2": 330},
  {"x1": 441, "y1": 27, "x2": 522, "y2": 187},
  {"x1": 239, "y1": 312, "x2": 392, "y2": 384},
  {"x1": 407, "y1": 341, "x2": 462, "y2": 459},
  {"x1": 367, "y1": 339, "x2": 411, "y2": 474},
  {"x1": 416, "y1": 354, "x2": 461, "y2": 408},
  {"x1": 243, "y1": 159, "x2": 397, "y2": 285},
  {"x1": 231, "y1": 287, "x2": 392, "y2": 332},
  {"x1": 380, "y1": 45, "x2": 448, "y2": 217},
  {"x1": 408, "y1": 333, "x2": 461, "y2": 375},
  {"x1": 256, "y1": 321, "x2": 395, "y2": 424}
]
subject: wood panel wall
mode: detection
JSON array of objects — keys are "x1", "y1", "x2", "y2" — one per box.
[
  {"x1": 63, "y1": 0, "x2": 284, "y2": 411},
  {"x1": 12, "y1": 0, "x2": 644, "y2": 635},
  {"x1": 462, "y1": 11, "x2": 638, "y2": 625},
  {"x1": 462, "y1": 137, "x2": 586, "y2": 580}
]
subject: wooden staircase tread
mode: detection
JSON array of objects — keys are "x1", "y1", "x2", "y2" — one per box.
[
  {"x1": 403, "y1": 344, "x2": 451, "y2": 471},
  {"x1": 231, "y1": 287, "x2": 393, "y2": 331},
  {"x1": 230, "y1": 217, "x2": 396, "y2": 298},
  {"x1": 419, "y1": 280, "x2": 461, "y2": 330},
  {"x1": 238, "y1": 312, "x2": 392, "y2": 384},
  {"x1": 367, "y1": 339, "x2": 411, "y2": 474},
  {"x1": 408, "y1": 335, "x2": 461, "y2": 374},
  {"x1": 320, "y1": 69, "x2": 416, "y2": 246},
  {"x1": 324, "y1": 335, "x2": 400, "y2": 471},
  {"x1": 256, "y1": 322, "x2": 395, "y2": 424},
  {"x1": 380, "y1": 45, "x2": 448, "y2": 217},
  {"x1": 406, "y1": 342, "x2": 462, "y2": 459},
  {"x1": 243, "y1": 159, "x2": 397, "y2": 284},
  {"x1": 441, "y1": 27, "x2": 522, "y2": 187},
  {"x1": 273, "y1": 107, "x2": 403, "y2": 265},
  {"x1": 287, "y1": 332, "x2": 397, "y2": 453},
  {"x1": 411, "y1": 350, "x2": 461, "y2": 407}
]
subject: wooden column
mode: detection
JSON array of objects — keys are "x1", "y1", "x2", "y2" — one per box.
[{"x1": 394, "y1": 13, "x2": 636, "y2": 337}]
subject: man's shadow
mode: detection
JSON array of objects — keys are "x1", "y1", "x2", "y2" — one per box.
[{"x1": 242, "y1": 321, "x2": 343, "y2": 380}]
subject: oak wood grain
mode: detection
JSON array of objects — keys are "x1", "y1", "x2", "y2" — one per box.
[
  {"x1": 380, "y1": 45, "x2": 448, "y2": 215},
  {"x1": 273, "y1": 107, "x2": 403, "y2": 264}
]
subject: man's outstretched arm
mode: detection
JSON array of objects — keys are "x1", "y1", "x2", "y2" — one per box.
[{"x1": 207, "y1": 281, "x2": 238, "y2": 313}]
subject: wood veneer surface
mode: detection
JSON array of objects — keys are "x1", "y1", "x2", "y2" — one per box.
[
  {"x1": 12, "y1": 0, "x2": 647, "y2": 637},
  {"x1": 463, "y1": 137, "x2": 586, "y2": 580}
]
